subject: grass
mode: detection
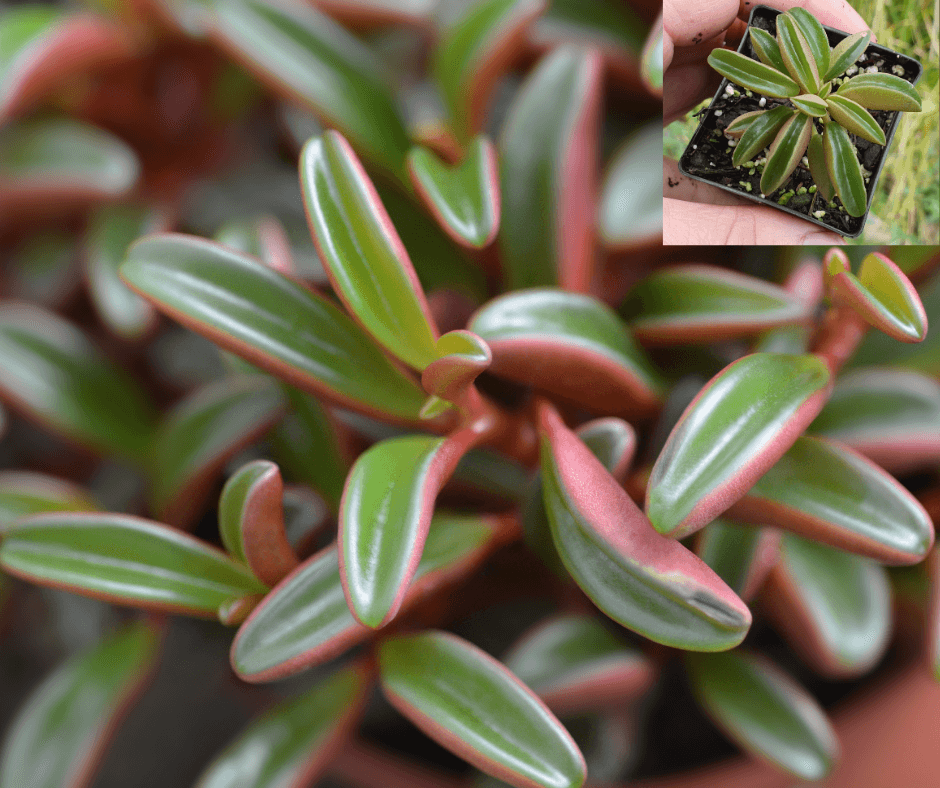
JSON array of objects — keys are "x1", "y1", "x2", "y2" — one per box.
[{"x1": 663, "y1": 0, "x2": 939, "y2": 243}]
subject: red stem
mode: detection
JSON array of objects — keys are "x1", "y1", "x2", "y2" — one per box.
[{"x1": 811, "y1": 304, "x2": 868, "y2": 377}]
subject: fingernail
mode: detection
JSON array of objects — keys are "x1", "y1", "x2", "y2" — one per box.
[{"x1": 643, "y1": 23, "x2": 663, "y2": 93}]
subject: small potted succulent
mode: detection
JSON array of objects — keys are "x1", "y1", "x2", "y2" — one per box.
[{"x1": 678, "y1": 5, "x2": 922, "y2": 238}]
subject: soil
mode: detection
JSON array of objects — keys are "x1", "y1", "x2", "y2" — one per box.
[{"x1": 678, "y1": 7, "x2": 922, "y2": 237}]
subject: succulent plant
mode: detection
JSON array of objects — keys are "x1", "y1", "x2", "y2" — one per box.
[{"x1": 707, "y1": 7, "x2": 922, "y2": 215}]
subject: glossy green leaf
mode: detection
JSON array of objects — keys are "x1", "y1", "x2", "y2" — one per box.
[
  {"x1": 0, "y1": 8, "x2": 61, "y2": 97},
  {"x1": 530, "y1": 0, "x2": 645, "y2": 56},
  {"x1": 722, "y1": 110, "x2": 763, "y2": 138},
  {"x1": 697, "y1": 519, "x2": 778, "y2": 600},
  {"x1": 647, "y1": 353, "x2": 831, "y2": 540},
  {"x1": 422, "y1": 330, "x2": 492, "y2": 406},
  {"x1": 760, "y1": 112, "x2": 812, "y2": 195},
  {"x1": 836, "y1": 71, "x2": 922, "y2": 112},
  {"x1": 769, "y1": 534, "x2": 890, "y2": 677},
  {"x1": 731, "y1": 106, "x2": 793, "y2": 166},
  {"x1": 0, "y1": 472, "x2": 95, "y2": 537},
  {"x1": 791, "y1": 93, "x2": 828, "y2": 117},
  {"x1": 195, "y1": 663, "x2": 371, "y2": 788},
  {"x1": 151, "y1": 376, "x2": 286, "y2": 527},
  {"x1": 824, "y1": 30, "x2": 871, "y2": 81},
  {"x1": 777, "y1": 13, "x2": 819, "y2": 93},
  {"x1": 0, "y1": 622, "x2": 159, "y2": 788},
  {"x1": 213, "y1": 215, "x2": 294, "y2": 274},
  {"x1": 686, "y1": 650, "x2": 838, "y2": 780},
  {"x1": 823, "y1": 121, "x2": 867, "y2": 217},
  {"x1": 408, "y1": 137, "x2": 500, "y2": 249},
  {"x1": 706, "y1": 49, "x2": 800, "y2": 99},
  {"x1": 499, "y1": 46, "x2": 602, "y2": 291},
  {"x1": 539, "y1": 402, "x2": 751, "y2": 651},
  {"x1": 121, "y1": 234, "x2": 429, "y2": 422},
  {"x1": 826, "y1": 95, "x2": 886, "y2": 145},
  {"x1": 0, "y1": 302, "x2": 157, "y2": 463},
  {"x1": 598, "y1": 122, "x2": 662, "y2": 246},
  {"x1": 622, "y1": 264, "x2": 809, "y2": 345},
  {"x1": 748, "y1": 27, "x2": 787, "y2": 73},
  {"x1": 378, "y1": 630, "x2": 586, "y2": 788},
  {"x1": 806, "y1": 128, "x2": 834, "y2": 201},
  {"x1": 209, "y1": 0, "x2": 410, "y2": 178},
  {"x1": 785, "y1": 8, "x2": 830, "y2": 79},
  {"x1": 0, "y1": 513, "x2": 267, "y2": 615},
  {"x1": 470, "y1": 289, "x2": 662, "y2": 416}
]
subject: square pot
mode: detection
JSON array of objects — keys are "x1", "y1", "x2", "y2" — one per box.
[{"x1": 676, "y1": 5, "x2": 923, "y2": 238}]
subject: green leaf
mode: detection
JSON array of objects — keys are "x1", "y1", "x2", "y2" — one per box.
[
  {"x1": 422, "y1": 330, "x2": 492, "y2": 405},
  {"x1": 213, "y1": 214, "x2": 294, "y2": 274},
  {"x1": 407, "y1": 136, "x2": 500, "y2": 249},
  {"x1": 622, "y1": 264, "x2": 809, "y2": 344},
  {"x1": 722, "y1": 110, "x2": 763, "y2": 138},
  {"x1": 731, "y1": 106, "x2": 794, "y2": 166},
  {"x1": 685, "y1": 650, "x2": 838, "y2": 780},
  {"x1": 806, "y1": 128, "x2": 834, "y2": 201},
  {"x1": 823, "y1": 120, "x2": 867, "y2": 217},
  {"x1": 209, "y1": 0, "x2": 410, "y2": 178},
  {"x1": 0, "y1": 513, "x2": 267, "y2": 616},
  {"x1": 791, "y1": 93, "x2": 828, "y2": 117},
  {"x1": 433, "y1": 0, "x2": 545, "y2": 143},
  {"x1": 776, "y1": 13, "x2": 820, "y2": 93},
  {"x1": 730, "y1": 436, "x2": 933, "y2": 564},
  {"x1": 378, "y1": 630, "x2": 586, "y2": 788},
  {"x1": 706, "y1": 49, "x2": 800, "y2": 99},
  {"x1": 194, "y1": 663, "x2": 371, "y2": 788},
  {"x1": 646, "y1": 353, "x2": 831, "y2": 539},
  {"x1": 597, "y1": 122, "x2": 662, "y2": 247},
  {"x1": 531, "y1": 0, "x2": 646, "y2": 57},
  {"x1": 824, "y1": 30, "x2": 871, "y2": 81},
  {"x1": 0, "y1": 622, "x2": 159, "y2": 788},
  {"x1": 0, "y1": 8, "x2": 61, "y2": 95},
  {"x1": 836, "y1": 71, "x2": 922, "y2": 112},
  {"x1": 121, "y1": 233, "x2": 429, "y2": 423},
  {"x1": 696, "y1": 519, "x2": 778, "y2": 600},
  {"x1": 0, "y1": 471, "x2": 96, "y2": 532},
  {"x1": 826, "y1": 95, "x2": 886, "y2": 145},
  {"x1": 151, "y1": 376, "x2": 286, "y2": 528},
  {"x1": 539, "y1": 402, "x2": 751, "y2": 651},
  {"x1": 748, "y1": 27, "x2": 787, "y2": 73},
  {"x1": 785, "y1": 8, "x2": 830, "y2": 79},
  {"x1": 0, "y1": 302, "x2": 157, "y2": 464},
  {"x1": 760, "y1": 112, "x2": 812, "y2": 195},
  {"x1": 499, "y1": 46, "x2": 602, "y2": 291},
  {"x1": 469, "y1": 288, "x2": 662, "y2": 416}
]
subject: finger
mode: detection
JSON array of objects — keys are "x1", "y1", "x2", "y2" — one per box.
[
  {"x1": 664, "y1": 63, "x2": 723, "y2": 125},
  {"x1": 663, "y1": 159, "x2": 751, "y2": 205},
  {"x1": 664, "y1": 198, "x2": 847, "y2": 245},
  {"x1": 665, "y1": 0, "x2": 741, "y2": 47},
  {"x1": 737, "y1": 0, "x2": 871, "y2": 37}
]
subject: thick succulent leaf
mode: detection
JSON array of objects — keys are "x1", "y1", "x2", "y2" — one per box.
[
  {"x1": 232, "y1": 514, "x2": 503, "y2": 681},
  {"x1": 433, "y1": 0, "x2": 545, "y2": 143},
  {"x1": 301, "y1": 132, "x2": 439, "y2": 370},
  {"x1": 622, "y1": 264, "x2": 810, "y2": 345},
  {"x1": 731, "y1": 106, "x2": 793, "y2": 166},
  {"x1": 776, "y1": 13, "x2": 820, "y2": 93},
  {"x1": 422, "y1": 330, "x2": 492, "y2": 405},
  {"x1": 647, "y1": 353, "x2": 831, "y2": 540},
  {"x1": 825, "y1": 30, "x2": 871, "y2": 81},
  {"x1": 791, "y1": 93, "x2": 828, "y2": 117},
  {"x1": 470, "y1": 289, "x2": 662, "y2": 416},
  {"x1": 826, "y1": 95, "x2": 886, "y2": 145},
  {"x1": 0, "y1": 302, "x2": 157, "y2": 463},
  {"x1": 209, "y1": 0, "x2": 409, "y2": 178},
  {"x1": 502, "y1": 614, "x2": 656, "y2": 715},
  {"x1": 407, "y1": 137, "x2": 500, "y2": 249},
  {"x1": 575, "y1": 418, "x2": 636, "y2": 484},
  {"x1": 121, "y1": 234, "x2": 429, "y2": 423},
  {"x1": 706, "y1": 49, "x2": 799, "y2": 99},
  {"x1": 214, "y1": 215, "x2": 294, "y2": 275},
  {"x1": 766, "y1": 534, "x2": 890, "y2": 677},
  {"x1": 340, "y1": 428, "x2": 480, "y2": 628},
  {"x1": 806, "y1": 128, "x2": 834, "y2": 201},
  {"x1": 378, "y1": 630, "x2": 587, "y2": 788},
  {"x1": 748, "y1": 27, "x2": 787, "y2": 73},
  {"x1": 0, "y1": 513, "x2": 267, "y2": 616},
  {"x1": 539, "y1": 402, "x2": 752, "y2": 651},
  {"x1": 729, "y1": 436, "x2": 933, "y2": 564},
  {"x1": 151, "y1": 376, "x2": 287, "y2": 528},
  {"x1": 823, "y1": 121, "x2": 867, "y2": 217},
  {"x1": 499, "y1": 46, "x2": 602, "y2": 292},
  {"x1": 724, "y1": 110, "x2": 763, "y2": 138},
  {"x1": 696, "y1": 519, "x2": 779, "y2": 601},
  {"x1": 597, "y1": 122, "x2": 662, "y2": 247},
  {"x1": 194, "y1": 663, "x2": 371, "y2": 788},
  {"x1": 760, "y1": 112, "x2": 812, "y2": 195},
  {"x1": 0, "y1": 622, "x2": 159, "y2": 788},
  {"x1": 0, "y1": 471, "x2": 96, "y2": 532},
  {"x1": 685, "y1": 650, "x2": 838, "y2": 780},
  {"x1": 836, "y1": 71, "x2": 922, "y2": 112},
  {"x1": 785, "y1": 8, "x2": 830, "y2": 78}
]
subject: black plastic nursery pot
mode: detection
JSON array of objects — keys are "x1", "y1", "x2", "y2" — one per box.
[{"x1": 677, "y1": 5, "x2": 922, "y2": 238}]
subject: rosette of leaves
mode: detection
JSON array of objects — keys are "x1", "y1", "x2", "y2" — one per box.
[{"x1": 707, "y1": 8, "x2": 922, "y2": 215}]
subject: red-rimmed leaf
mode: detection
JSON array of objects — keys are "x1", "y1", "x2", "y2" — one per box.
[
  {"x1": 760, "y1": 111, "x2": 812, "y2": 195},
  {"x1": 823, "y1": 120, "x2": 867, "y2": 218},
  {"x1": 776, "y1": 13, "x2": 819, "y2": 94},
  {"x1": 219, "y1": 460, "x2": 299, "y2": 587},
  {"x1": 469, "y1": 289, "x2": 663, "y2": 416},
  {"x1": 575, "y1": 417, "x2": 636, "y2": 485},
  {"x1": 407, "y1": 137, "x2": 501, "y2": 249},
  {"x1": 120, "y1": 234, "x2": 430, "y2": 424},
  {"x1": 432, "y1": 0, "x2": 546, "y2": 144},
  {"x1": 378, "y1": 630, "x2": 587, "y2": 788},
  {"x1": 622, "y1": 264, "x2": 810, "y2": 345},
  {"x1": 748, "y1": 26, "x2": 787, "y2": 73},
  {"x1": 421, "y1": 330, "x2": 491, "y2": 406},
  {"x1": 646, "y1": 353, "x2": 831, "y2": 540},
  {"x1": 0, "y1": 513, "x2": 267, "y2": 616},
  {"x1": 0, "y1": 302, "x2": 157, "y2": 464},
  {"x1": 232, "y1": 513, "x2": 510, "y2": 681},
  {"x1": 151, "y1": 375, "x2": 287, "y2": 529},
  {"x1": 213, "y1": 214, "x2": 295, "y2": 275},
  {"x1": 598, "y1": 122, "x2": 662, "y2": 248},
  {"x1": 785, "y1": 8, "x2": 830, "y2": 79},
  {"x1": 727, "y1": 436, "x2": 934, "y2": 564},
  {"x1": 194, "y1": 662, "x2": 372, "y2": 788},
  {"x1": 539, "y1": 401, "x2": 752, "y2": 651},
  {"x1": 824, "y1": 30, "x2": 871, "y2": 81},
  {"x1": 706, "y1": 48, "x2": 800, "y2": 98},
  {"x1": 826, "y1": 95, "x2": 886, "y2": 145},
  {"x1": 806, "y1": 127, "x2": 834, "y2": 202},
  {"x1": 499, "y1": 46, "x2": 602, "y2": 292},
  {"x1": 502, "y1": 614, "x2": 657, "y2": 716},
  {"x1": 764, "y1": 534, "x2": 891, "y2": 678},
  {"x1": 836, "y1": 72, "x2": 922, "y2": 112},
  {"x1": 0, "y1": 471, "x2": 96, "y2": 532},
  {"x1": 0, "y1": 622, "x2": 159, "y2": 788},
  {"x1": 791, "y1": 93, "x2": 828, "y2": 117},
  {"x1": 730, "y1": 105, "x2": 794, "y2": 166},
  {"x1": 696, "y1": 519, "x2": 780, "y2": 602}
]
